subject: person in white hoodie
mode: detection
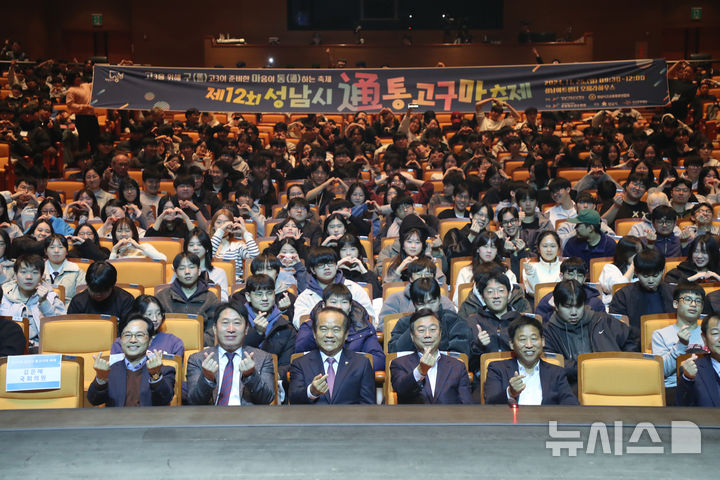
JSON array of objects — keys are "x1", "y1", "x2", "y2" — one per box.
[
  {"x1": 293, "y1": 246, "x2": 375, "y2": 329},
  {"x1": 0, "y1": 254, "x2": 66, "y2": 351}
]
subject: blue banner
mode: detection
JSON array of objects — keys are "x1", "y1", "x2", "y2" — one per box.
[{"x1": 91, "y1": 59, "x2": 669, "y2": 113}]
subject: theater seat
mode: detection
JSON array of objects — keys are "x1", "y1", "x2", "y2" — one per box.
[
  {"x1": 577, "y1": 352, "x2": 665, "y2": 406},
  {"x1": 640, "y1": 314, "x2": 677, "y2": 354},
  {"x1": 39, "y1": 314, "x2": 117, "y2": 392},
  {"x1": 0, "y1": 355, "x2": 84, "y2": 410}
]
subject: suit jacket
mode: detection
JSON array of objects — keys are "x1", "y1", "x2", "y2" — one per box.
[
  {"x1": 483, "y1": 358, "x2": 579, "y2": 405},
  {"x1": 390, "y1": 352, "x2": 473, "y2": 404},
  {"x1": 676, "y1": 355, "x2": 720, "y2": 407},
  {"x1": 185, "y1": 346, "x2": 275, "y2": 405},
  {"x1": 289, "y1": 348, "x2": 375, "y2": 404},
  {"x1": 86, "y1": 362, "x2": 175, "y2": 407}
]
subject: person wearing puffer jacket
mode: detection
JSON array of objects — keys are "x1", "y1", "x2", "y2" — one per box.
[
  {"x1": 0, "y1": 254, "x2": 66, "y2": 350},
  {"x1": 458, "y1": 262, "x2": 531, "y2": 323},
  {"x1": 543, "y1": 280, "x2": 639, "y2": 386},
  {"x1": 296, "y1": 284, "x2": 385, "y2": 371},
  {"x1": 463, "y1": 270, "x2": 527, "y2": 375},
  {"x1": 534, "y1": 257, "x2": 606, "y2": 324},
  {"x1": 378, "y1": 257, "x2": 456, "y2": 332},
  {"x1": 388, "y1": 278, "x2": 473, "y2": 358}
]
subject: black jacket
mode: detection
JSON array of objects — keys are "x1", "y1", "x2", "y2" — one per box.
[
  {"x1": 609, "y1": 282, "x2": 676, "y2": 333},
  {"x1": 544, "y1": 307, "x2": 639, "y2": 384},
  {"x1": 242, "y1": 310, "x2": 297, "y2": 383},
  {"x1": 388, "y1": 308, "x2": 473, "y2": 358},
  {"x1": 464, "y1": 306, "x2": 526, "y2": 374}
]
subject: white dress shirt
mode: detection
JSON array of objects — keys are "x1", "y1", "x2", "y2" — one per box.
[
  {"x1": 413, "y1": 351, "x2": 440, "y2": 395},
  {"x1": 307, "y1": 350, "x2": 343, "y2": 400},
  {"x1": 507, "y1": 360, "x2": 543, "y2": 405},
  {"x1": 216, "y1": 346, "x2": 243, "y2": 406}
]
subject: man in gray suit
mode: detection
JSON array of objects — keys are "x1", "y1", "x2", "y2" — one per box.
[{"x1": 186, "y1": 302, "x2": 275, "y2": 405}]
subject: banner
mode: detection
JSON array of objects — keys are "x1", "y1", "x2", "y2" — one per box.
[{"x1": 91, "y1": 59, "x2": 669, "y2": 113}]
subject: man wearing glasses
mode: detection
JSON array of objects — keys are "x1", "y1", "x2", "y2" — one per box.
[
  {"x1": 645, "y1": 205, "x2": 692, "y2": 257},
  {"x1": 88, "y1": 315, "x2": 175, "y2": 407},
  {"x1": 652, "y1": 282, "x2": 706, "y2": 405}
]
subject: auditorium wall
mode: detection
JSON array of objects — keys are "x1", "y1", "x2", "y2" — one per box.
[{"x1": 0, "y1": 0, "x2": 718, "y2": 67}]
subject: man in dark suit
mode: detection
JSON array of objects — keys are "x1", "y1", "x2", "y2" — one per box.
[
  {"x1": 484, "y1": 316, "x2": 578, "y2": 405},
  {"x1": 390, "y1": 309, "x2": 473, "y2": 404},
  {"x1": 186, "y1": 303, "x2": 275, "y2": 405},
  {"x1": 677, "y1": 315, "x2": 720, "y2": 407},
  {"x1": 289, "y1": 306, "x2": 375, "y2": 404},
  {"x1": 87, "y1": 315, "x2": 175, "y2": 407}
]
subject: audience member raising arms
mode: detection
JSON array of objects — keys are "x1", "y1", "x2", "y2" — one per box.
[
  {"x1": 145, "y1": 196, "x2": 195, "y2": 238},
  {"x1": 335, "y1": 233, "x2": 381, "y2": 299},
  {"x1": 380, "y1": 215, "x2": 446, "y2": 285},
  {"x1": 320, "y1": 213, "x2": 349, "y2": 249},
  {"x1": 598, "y1": 235, "x2": 643, "y2": 304},
  {"x1": 1, "y1": 253, "x2": 67, "y2": 348},
  {"x1": 117, "y1": 177, "x2": 150, "y2": 229},
  {"x1": 67, "y1": 223, "x2": 110, "y2": 261},
  {"x1": 64, "y1": 188, "x2": 98, "y2": 224},
  {"x1": 209, "y1": 208, "x2": 259, "y2": 282},
  {"x1": 109, "y1": 217, "x2": 166, "y2": 261},
  {"x1": 453, "y1": 231, "x2": 517, "y2": 306},
  {"x1": 182, "y1": 228, "x2": 229, "y2": 301}
]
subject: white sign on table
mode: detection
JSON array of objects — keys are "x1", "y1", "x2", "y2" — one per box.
[{"x1": 5, "y1": 355, "x2": 62, "y2": 392}]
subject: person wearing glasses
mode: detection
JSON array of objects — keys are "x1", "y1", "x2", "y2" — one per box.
[
  {"x1": 496, "y1": 207, "x2": 532, "y2": 279},
  {"x1": 87, "y1": 314, "x2": 176, "y2": 407},
  {"x1": 644, "y1": 205, "x2": 692, "y2": 257},
  {"x1": 652, "y1": 282, "x2": 706, "y2": 404}
]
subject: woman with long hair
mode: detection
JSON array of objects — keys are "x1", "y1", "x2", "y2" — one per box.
[
  {"x1": 335, "y1": 233, "x2": 381, "y2": 299},
  {"x1": 108, "y1": 217, "x2": 166, "y2": 260},
  {"x1": 67, "y1": 223, "x2": 110, "y2": 260},
  {"x1": 145, "y1": 196, "x2": 195, "y2": 238},
  {"x1": 118, "y1": 177, "x2": 149, "y2": 229},
  {"x1": 182, "y1": 228, "x2": 229, "y2": 301},
  {"x1": 64, "y1": 188, "x2": 98, "y2": 224},
  {"x1": 209, "y1": 208, "x2": 259, "y2": 282},
  {"x1": 43, "y1": 234, "x2": 85, "y2": 305},
  {"x1": 598, "y1": 235, "x2": 643, "y2": 304},
  {"x1": 453, "y1": 230, "x2": 516, "y2": 306},
  {"x1": 665, "y1": 233, "x2": 720, "y2": 284}
]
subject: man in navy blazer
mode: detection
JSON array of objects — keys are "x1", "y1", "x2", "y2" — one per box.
[
  {"x1": 677, "y1": 315, "x2": 720, "y2": 407},
  {"x1": 390, "y1": 309, "x2": 472, "y2": 404},
  {"x1": 484, "y1": 316, "x2": 578, "y2": 405},
  {"x1": 289, "y1": 306, "x2": 375, "y2": 404},
  {"x1": 87, "y1": 315, "x2": 175, "y2": 407}
]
